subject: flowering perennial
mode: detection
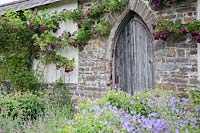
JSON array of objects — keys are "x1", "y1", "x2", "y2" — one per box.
[{"x1": 63, "y1": 90, "x2": 200, "y2": 132}]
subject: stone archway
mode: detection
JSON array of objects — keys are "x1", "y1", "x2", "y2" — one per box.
[{"x1": 105, "y1": 0, "x2": 157, "y2": 91}]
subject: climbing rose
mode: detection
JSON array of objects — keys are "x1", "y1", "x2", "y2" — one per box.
[
  {"x1": 54, "y1": 56, "x2": 58, "y2": 61},
  {"x1": 77, "y1": 22, "x2": 82, "y2": 28},
  {"x1": 196, "y1": 35, "x2": 200, "y2": 43},
  {"x1": 39, "y1": 25, "x2": 46, "y2": 32},
  {"x1": 65, "y1": 68, "x2": 73, "y2": 73},
  {"x1": 53, "y1": 28, "x2": 58, "y2": 33},
  {"x1": 85, "y1": 8, "x2": 92, "y2": 16},
  {"x1": 56, "y1": 65, "x2": 61, "y2": 70},
  {"x1": 28, "y1": 22, "x2": 34, "y2": 29},
  {"x1": 152, "y1": 0, "x2": 160, "y2": 4},
  {"x1": 68, "y1": 32, "x2": 72, "y2": 37},
  {"x1": 160, "y1": 33, "x2": 168, "y2": 41},
  {"x1": 191, "y1": 31, "x2": 199, "y2": 37},
  {"x1": 152, "y1": 24, "x2": 157, "y2": 30},
  {"x1": 50, "y1": 43, "x2": 56, "y2": 49},
  {"x1": 181, "y1": 28, "x2": 188, "y2": 35},
  {"x1": 1, "y1": 107, "x2": 6, "y2": 113},
  {"x1": 47, "y1": 51, "x2": 51, "y2": 56},
  {"x1": 153, "y1": 33, "x2": 160, "y2": 40}
]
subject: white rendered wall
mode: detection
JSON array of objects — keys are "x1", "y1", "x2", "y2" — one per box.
[{"x1": 33, "y1": 0, "x2": 78, "y2": 84}]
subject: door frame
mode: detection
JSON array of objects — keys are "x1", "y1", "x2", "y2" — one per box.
[{"x1": 111, "y1": 10, "x2": 155, "y2": 91}]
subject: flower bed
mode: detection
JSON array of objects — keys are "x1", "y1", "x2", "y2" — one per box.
[{"x1": 62, "y1": 89, "x2": 200, "y2": 133}]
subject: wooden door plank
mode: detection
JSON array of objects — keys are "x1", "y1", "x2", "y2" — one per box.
[{"x1": 115, "y1": 14, "x2": 154, "y2": 94}]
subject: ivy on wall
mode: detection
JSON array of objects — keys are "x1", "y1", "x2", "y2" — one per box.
[{"x1": 0, "y1": 0, "x2": 128, "y2": 91}]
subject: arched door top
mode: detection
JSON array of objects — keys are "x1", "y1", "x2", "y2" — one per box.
[
  {"x1": 113, "y1": 12, "x2": 154, "y2": 94},
  {"x1": 113, "y1": 11, "x2": 152, "y2": 50}
]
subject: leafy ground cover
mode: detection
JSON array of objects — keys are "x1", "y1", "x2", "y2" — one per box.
[
  {"x1": 0, "y1": 90, "x2": 73, "y2": 133},
  {"x1": 0, "y1": 89, "x2": 199, "y2": 133},
  {"x1": 62, "y1": 89, "x2": 200, "y2": 133}
]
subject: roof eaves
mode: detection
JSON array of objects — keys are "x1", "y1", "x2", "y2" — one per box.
[{"x1": 0, "y1": 0, "x2": 63, "y2": 13}]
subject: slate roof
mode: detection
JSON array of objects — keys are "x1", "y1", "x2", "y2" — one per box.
[{"x1": 0, "y1": 0, "x2": 63, "y2": 13}]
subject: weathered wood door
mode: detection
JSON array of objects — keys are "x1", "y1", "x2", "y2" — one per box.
[{"x1": 115, "y1": 14, "x2": 154, "y2": 94}]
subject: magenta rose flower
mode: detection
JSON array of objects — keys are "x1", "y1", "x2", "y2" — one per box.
[{"x1": 39, "y1": 24, "x2": 46, "y2": 32}]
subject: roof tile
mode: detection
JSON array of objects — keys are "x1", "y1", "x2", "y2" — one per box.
[{"x1": 0, "y1": 0, "x2": 63, "y2": 13}]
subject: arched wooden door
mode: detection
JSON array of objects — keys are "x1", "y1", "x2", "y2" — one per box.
[{"x1": 114, "y1": 13, "x2": 154, "y2": 94}]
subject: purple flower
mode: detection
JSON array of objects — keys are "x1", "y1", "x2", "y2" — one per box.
[
  {"x1": 82, "y1": 109, "x2": 86, "y2": 114},
  {"x1": 56, "y1": 65, "x2": 60, "y2": 70},
  {"x1": 196, "y1": 35, "x2": 200, "y2": 43},
  {"x1": 148, "y1": 112, "x2": 159, "y2": 118},
  {"x1": 47, "y1": 51, "x2": 51, "y2": 56},
  {"x1": 93, "y1": 105, "x2": 101, "y2": 111},
  {"x1": 191, "y1": 31, "x2": 199, "y2": 37},
  {"x1": 77, "y1": 23, "x2": 82, "y2": 28},
  {"x1": 53, "y1": 28, "x2": 58, "y2": 33},
  {"x1": 152, "y1": 24, "x2": 157, "y2": 30},
  {"x1": 195, "y1": 123, "x2": 199, "y2": 129},
  {"x1": 160, "y1": 33, "x2": 169, "y2": 41},
  {"x1": 39, "y1": 24, "x2": 46, "y2": 32},
  {"x1": 50, "y1": 43, "x2": 56, "y2": 49},
  {"x1": 152, "y1": 0, "x2": 160, "y2": 4},
  {"x1": 33, "y1": 39, "x2": 37, "y2": 44},
  {"x1": 28, "y1": 22, "x2": 34, "y2": 29},
  {"x1": 66, "y1": 120, "x2": 72, "y2": 125},
  {"x1": 105, "y1": 101, "x2": 110, "y2": 105},
  {"x1": 176, "y1": 129, "x2": 180, "y2": 133},
  {"x1": 154, "y1": 34, "x2": 160, "y2": 40},
  {"x1": 54, "y1": 56, "x2": 58, "y2": 61},
  {"x1": 65, "y1": 68, "x2": 73, "y2": 73},
  {"x1": 181, "y1": 28, "x2": 188, "y2": 35},
  {"x1": 68, "y1": 32, "x2": 72, "y2": 37},
  {"x1": 74, "y1": 106, "x2": 78, "y2": 111}
]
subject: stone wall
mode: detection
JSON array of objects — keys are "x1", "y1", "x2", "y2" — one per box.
[
  {"x1": 76, "y1": 39, "x2": 111, "y2": 99},
  {"x1": 1, "y1": 0, "x2": 199, "y2": 100},
  {"x1": 154, "y1": 0, "x2": 199, "y2": 91},
  {"x1": 75, "y1": 0, "x2": 199, "y2": 99}
]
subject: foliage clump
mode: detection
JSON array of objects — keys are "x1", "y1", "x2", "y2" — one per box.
[
  {"x1": 152, "y1": 20, "x2": 200, "y2": 43},
  {"x1": 0, "y1": 0, "x2": 128, "y2": 91},
  {"x1": 62, "y1": 89, "x2": 200, "y2": 133},
  {"x1": 0, "y1": 91, "x2": 45, "y2": 120},
  {"x1": 0, "y1": 90, "x2": 73, "y2": 133}
]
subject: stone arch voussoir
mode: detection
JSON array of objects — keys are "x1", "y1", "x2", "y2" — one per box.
[{"x1": 105, "y1": 0, "x2": 157, "y2": 60}]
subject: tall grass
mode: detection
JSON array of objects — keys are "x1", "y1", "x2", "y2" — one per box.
[{"x1": 0, "y1": 105, "x2": 72, "y2": 133}]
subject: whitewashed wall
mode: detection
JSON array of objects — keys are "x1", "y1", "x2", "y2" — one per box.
[{"x1": 33, "y1": 0, "x2": 78, "y2": 84}]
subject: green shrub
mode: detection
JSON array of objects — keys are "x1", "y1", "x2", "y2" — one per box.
[
  {"x1": 97, "y1": 91, "x2": 131, "y2": 110},
  {"x1": 62, "y1": 89, "x2": 199, "y2": 133},
  {"x1": 0, "y1": 92, "x2": 45, "y2": 120},
  {"x1": 0, "y1": 104, "x2": 72, "y2": 133},
  {"x1": 97, "y1": 91, "x2": 150, "y2": 116},
  {"x1": 62, "y1": 103, "x2": 122, "y2": 133},
  {"x1": 187, "y1": 88, "x2": 200, "y2": 105}
]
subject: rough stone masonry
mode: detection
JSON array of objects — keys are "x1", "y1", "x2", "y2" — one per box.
[
  {"x1": 0, "y1": 0, "x2": 199, "y2": 100},
  {"x1": 72, "y1": 0, "x2": 199, "y2": 100}
]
